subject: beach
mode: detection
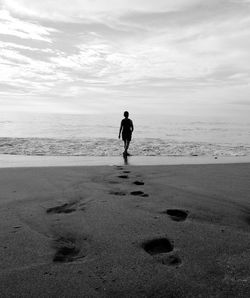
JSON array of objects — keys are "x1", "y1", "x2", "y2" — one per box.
[
  {"x1": 0, "y1": 162, "x2": 250, "y2": 297},
  {"x1": 2, "y1": 0, "x2": 250, "y2": 295}
]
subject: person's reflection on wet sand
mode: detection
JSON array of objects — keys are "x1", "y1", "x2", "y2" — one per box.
[{"x1": 123, "y1": 152, "x2": 129, "y2": 165}]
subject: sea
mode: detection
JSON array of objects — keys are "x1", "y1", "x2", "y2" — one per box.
[{"x1": 0, "y1": 112, "x2": 250, "y2": 157}]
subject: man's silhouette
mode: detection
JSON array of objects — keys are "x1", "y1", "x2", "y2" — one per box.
[{"x1": 118, "y1": 111, "x2": 134, "y2": 155}]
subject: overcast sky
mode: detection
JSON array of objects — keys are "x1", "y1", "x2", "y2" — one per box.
[{"x1": 0, "y1": 0, "x2": 250, "y2": 117}]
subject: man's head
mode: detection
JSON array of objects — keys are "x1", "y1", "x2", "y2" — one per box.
[{"x1": 124, "y1": 111, "x2": 129, "y2": 118}]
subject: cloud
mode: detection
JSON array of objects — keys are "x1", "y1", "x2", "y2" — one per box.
[
  {"x1": 2, "y1": 0, "x2": 201, "y2": 21},
  {"x1": 0, "y1": 0, "x2": 250, "y2": 115},
  {"x1": 0, "y1": 9, "x2": 57, "y2": 42},
  {"x1": 0, "y1": 41, "x2": 54, "y2": 55}
]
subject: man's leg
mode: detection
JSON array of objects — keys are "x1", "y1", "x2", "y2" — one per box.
[
  {"x1": 123, "y1": 141, "x2": 126, "y2": 152},
  {"x1": 123, "y1": 140, "x2": 128, "y2": 154},
  {"x1": 126, "y1": 140, "x2": 130, "y2": 151},
  {"x1": 124, "y1": 140, "x2": 130, "y2": 155},
  {"x1": 124, "y1": 140, "x2": 128, "y2": 153}
]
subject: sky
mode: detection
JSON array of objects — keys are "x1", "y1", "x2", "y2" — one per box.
[{"x1": 0, "y1": 0, "x2": 250, "y2": 117}]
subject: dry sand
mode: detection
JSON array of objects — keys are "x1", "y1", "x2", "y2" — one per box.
[{"x1": 0, "y1": 163, "x2": 250, "y2": 297}]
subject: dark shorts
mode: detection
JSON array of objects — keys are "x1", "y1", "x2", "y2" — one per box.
[{"x1": 122, "y1": 132, "x2": 132, "y2": 142}]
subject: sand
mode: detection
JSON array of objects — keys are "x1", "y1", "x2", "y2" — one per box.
[
  {"x1": 1, "y1": 153, "x2": 250, "y2": 167},
  {"x1": 0, "y1": 163, "x2": 250, "y2": 297}
]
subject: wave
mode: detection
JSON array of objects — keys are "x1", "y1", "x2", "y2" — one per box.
[{"x1": 0, "y1": 137, "x2": 249, "y2": 157}]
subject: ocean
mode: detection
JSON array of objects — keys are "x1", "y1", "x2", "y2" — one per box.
[{"x1": 0, "y1": 112, "x2": 250, "y2": 157}]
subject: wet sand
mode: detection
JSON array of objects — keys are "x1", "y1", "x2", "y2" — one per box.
[
  {"x1": 0, "y1": 163, "x2": 250, "y2": 297},
  {"x1": 1, "y1": 153, "x2": 250, "y2": 168}
]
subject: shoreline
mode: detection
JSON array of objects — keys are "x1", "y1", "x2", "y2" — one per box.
[{"x1": 0, "y1": 154, "x2": 250, "y2": 168}]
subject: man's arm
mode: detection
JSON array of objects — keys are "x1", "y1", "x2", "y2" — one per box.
[
  {"x1": 118, "y1": 121, "x2": 123, "y2": 139},
  {"x1": 131, "y1": 120, "x2": 134, "y2": 133}
]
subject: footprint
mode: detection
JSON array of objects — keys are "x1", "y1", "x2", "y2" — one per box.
[
  {"x1": 159, "y1": 254, "x2": 182, "y2": 266},
  {"x1": 118, "y1": 175, "x2": 129, "y2": 179},
  {"x1": 109, "y1": 191, "x2": 127, "y2": 196},
  {"x1": 164, "y1": 209, "x2": 188, "y2": 222},
  {"x1": 143, "y1": 238, "x2": 173, "y2": 255},
  {"x1": 116, "y1": 166, "x2": 123, "y2": 170},
  {"x1": 79, "y1": 203, "x2": 86, "y2": 211},
  {"x1": 53, "y1": 237, "x2": 84, "y2": 263},
  {"x1": 131, "y1": 191, "x2": 144, "y2": 196},
  {"x1": 245, "y1": 215, "x2": 250, "y2": 225},
  {"x1": 130, "y1": 191, "x2": 149, "y2": 197},
  {"x1": 47, "y1": 202, "x2": 77, "y2": 214},
  {"x1": 133, "y1": 181, "x2": 144, "y2": 185}
]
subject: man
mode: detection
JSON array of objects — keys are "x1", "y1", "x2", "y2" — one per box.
[{"x1": 118, "y1": 111, "x2": 134, "y2": 155}]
